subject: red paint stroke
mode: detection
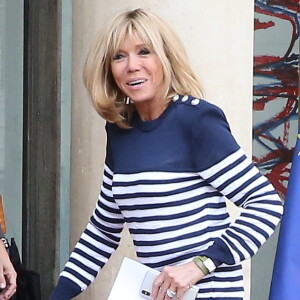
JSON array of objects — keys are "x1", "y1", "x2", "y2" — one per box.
[
  {"x1": 254, "y1": 86, "x2": 298, "y2": 98},
  {"x1": 255, "y1": 55, "x2": 284, "y2": 66},
  {"x1": 253, "y1": 139, "x2": 293, "y2": 198},
  {"x1": 253, "y1": 99, "x2": 297, "y2": 140},
  {"x1": 267, "y1": 0, "x2": 300, "y2": 12},
  {"x1": 255, "y1": 67, "x2": 299, "y2": 88},
  {"x1": 253, "y1": 101, "x2": 266, "y2": 111},
  {"x1": 253, "y1": 1, "x2": 299, "y2": 199},
  {"x1": 254, "y1": 18, "x2": 275, "y2": 30},
  {"x1": 255, "y1": 7, "x2": 298, "y2": 65},
  {"x1": 283, "y1": 120, "x2": 290, "y2": 145},
  {"x1": 266, "y1": 162, "x2": 290, "y2": 198}
]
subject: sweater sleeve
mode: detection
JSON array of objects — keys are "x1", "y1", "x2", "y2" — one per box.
[
  {"x1": 192, "y1": 103, "x2": 283, "y2": 266},
  {"x1": 49, "y1": 146, "x2": 125, "y2": 300}
]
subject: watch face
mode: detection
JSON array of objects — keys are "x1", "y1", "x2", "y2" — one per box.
[{"x1": 203, "y1": 258, "x2": 216, "y2": 273}]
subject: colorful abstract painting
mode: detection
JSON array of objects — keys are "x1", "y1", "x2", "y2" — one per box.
[{"x1": 253, "y1": 0, "x2": 299, "y2": 199}]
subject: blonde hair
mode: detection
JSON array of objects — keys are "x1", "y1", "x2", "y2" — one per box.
[{"x1": 83, "y1": 8, "x2": 203, "y2": 128}]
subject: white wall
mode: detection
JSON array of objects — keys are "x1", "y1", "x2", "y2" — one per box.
[{"x1": 71, "y1": 1, "x2": 254, "y2": 299}]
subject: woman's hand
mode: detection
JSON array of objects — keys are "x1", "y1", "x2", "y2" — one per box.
[
  {"x1": 152, "y1": 261, "x2": 205, "y2": 300},
  {"x1": 0, "y1": 241, "x2": 17, "y2": 300}
]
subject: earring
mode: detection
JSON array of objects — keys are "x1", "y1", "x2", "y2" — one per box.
[{"x1": 124, "y1": 97, "x2": 131, "y2": 105}]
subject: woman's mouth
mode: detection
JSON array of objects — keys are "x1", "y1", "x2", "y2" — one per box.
[{"x1": 127, "y1": 79, "x2": 146, "y2": 86}]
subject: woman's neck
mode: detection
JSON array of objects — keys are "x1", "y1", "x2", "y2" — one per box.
[{"x1": 134, "y1": 98, "x2": 169, "y2": 121}]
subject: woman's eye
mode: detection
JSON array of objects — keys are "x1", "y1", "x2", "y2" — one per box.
[
  {"x1": 139, "y1": 48, "x2": 150, "y2": 55},
  {"x1": 112, "y1": 53, "x2": 124, "y2": 61}
]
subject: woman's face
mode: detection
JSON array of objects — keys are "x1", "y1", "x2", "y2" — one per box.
[{"x1": 110, "y1": 33, "x2": 165, "y2": 105}]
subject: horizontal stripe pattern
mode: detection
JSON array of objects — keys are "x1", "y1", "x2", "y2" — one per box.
[
  {"x1": 59, "y1": 149, "x2": 282, "y2": 299},
  {"x1": 198, "y1": 149, "x2": 283, "y2": 266},
  {"x1": 60, "y1": 165, "x2": 124, "y2": 290}
]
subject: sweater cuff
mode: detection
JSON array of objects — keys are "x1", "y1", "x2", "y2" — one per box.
[
  {"x1": 49, "y1": 277, "x2": 82, "y2": 300},
  {"x1": 200, "y1": 238, "x2": 235, "y2": 267}
]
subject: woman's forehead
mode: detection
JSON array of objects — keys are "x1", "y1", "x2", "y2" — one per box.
[{"x1": 118, "y1": 33, "x2": 145, "y2": 47}]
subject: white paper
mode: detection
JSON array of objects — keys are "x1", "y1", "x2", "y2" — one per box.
[
  {"x1": 108, "y1": 257, "x2": 199, "y2": 300},
  {"x1": 108, "y1": 257, "x2": 154, "y2": 300}
]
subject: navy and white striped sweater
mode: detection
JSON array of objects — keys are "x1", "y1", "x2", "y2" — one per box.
[{"x1": 50, "y1": 95, "x2": 283, "y2": 300}]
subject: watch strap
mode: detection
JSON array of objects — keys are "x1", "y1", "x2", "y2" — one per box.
[{"x1": 193, "y1": 256, "x2": 209, "y2": 275}]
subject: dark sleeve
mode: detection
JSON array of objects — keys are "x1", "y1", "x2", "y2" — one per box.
[
  {"x1": 192, "y1": 103, "x2": 283, "y2": 266},
  {"x1": 191, "y1": 103, "x2": 240, "y2": 172}
]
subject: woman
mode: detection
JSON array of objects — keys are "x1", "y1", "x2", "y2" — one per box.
[{"x1": 50, "y1": 8, "x2": 283, "y2": 300}]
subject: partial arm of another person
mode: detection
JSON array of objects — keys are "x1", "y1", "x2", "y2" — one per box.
[{"x1": 0, "y1": 231, "x2": 17, "y2": 300}]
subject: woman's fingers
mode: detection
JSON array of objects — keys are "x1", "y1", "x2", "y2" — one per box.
[
  {"x1": 152, "y1": 273, "x2": 165, "y2": 300},
  {"x1": 152, "y1": 261, "x2": 204, "y2": 300},
  {"x1": 165, "y1": 285, "x2": 177, "y2": 299},
  {"x1": 156, "y1": 278, "x2": 171, "y2": 300}
]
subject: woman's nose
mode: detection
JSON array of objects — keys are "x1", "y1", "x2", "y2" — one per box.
[{"x1": 127, "y1": 54, "x2": 140, "y2": 72}]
